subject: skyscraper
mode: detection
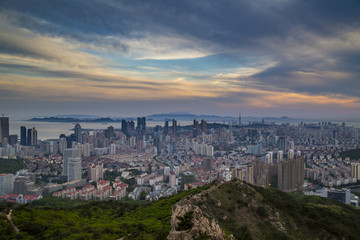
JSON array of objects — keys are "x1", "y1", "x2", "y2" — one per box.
[
  {"x1": 121, "y1": 119, "x2": 128, "y2": 135},
  {"x1": 278, "y1": 155, "x2": 305, "y2": 191},
  {"x1": 0, "y1": 174, "x2": 14, "y2": 195},
  {"x1": 88, "y1": 163, "x2": 103, "y2": 182},
  {"x1": 246, "y1": 165, "x2": 254, "y2": 185},
  {"x1": 193, "y1": 119, "x2": 199, "y2": 137},
  {"x1": 172, "y1": 119, "x2": 177, "y2": 137},
  {"x1": 278, "y1": 136, "x2": 286, "y2": 153},
  {"x1": 63, "y1": 148, "x2": 81, "y2": 176},
  {"x1": 137, "y1": 117, "x2": 146, "y2": 131},
  {"x1": 27, "y1": 127, "x2": 38, "y2": 146},
  {"x1": 105, "y1": 126, "x2": 115, "y2": 139},
  {"x1": 277, "y1": 151, "x2": 283, "y2": 162},
  {"x1": 67, "y1": 157, "x2": 82, "y2": 181},
  {"x1": 0, "y1": 115, "x2": 9, "y2": 144},
  {"x1": 351, "y1": 162, "x2": 360, "y2": 180},
  {"x1": 20, "y1": 126, "x2": 26, "y2": 145},
  {"x1": 200, "y1": 119, "x2": 207, "y2": 133},
  {"x1": 74, "y1": 123, "x2": 82, "y2": 143},
  {"x1": 164, "y1": 120, "x2": 169, "y2": 135}
]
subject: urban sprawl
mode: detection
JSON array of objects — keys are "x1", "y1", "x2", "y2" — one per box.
[{"x1": 0, "y1": 116, "x2": 360, "y2": 206}]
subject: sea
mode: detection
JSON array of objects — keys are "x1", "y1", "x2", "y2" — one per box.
[{"x1": 9, "y1": 120, "x2": 360, "y2": 141}]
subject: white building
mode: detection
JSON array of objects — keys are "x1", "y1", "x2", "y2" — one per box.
[
  {"x1": 110, "y1": 143, "x2": 116, "y2": 155},
  {"x1": 63, "y1": 148, "x2": 80, "y2": 176},
  {"x1": 67, "y1": 157, "x2": 82, "y2": 182},
  {"x1": 0, "y1": 173, "x2": 14, "y2": 195}
]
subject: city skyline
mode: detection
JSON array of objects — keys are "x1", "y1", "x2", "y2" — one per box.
[{"x1": 0, "y1": 1, "x2": 360, "y2": 119}]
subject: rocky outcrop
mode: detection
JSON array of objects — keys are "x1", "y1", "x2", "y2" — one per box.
[{"x1": 168, "y1": 189, "x2": 234, "y2": 240}]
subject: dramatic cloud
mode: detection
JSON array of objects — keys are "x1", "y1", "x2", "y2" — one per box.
[{"x1": 0, "y1": 0, "x2": 359, "y2": 119}]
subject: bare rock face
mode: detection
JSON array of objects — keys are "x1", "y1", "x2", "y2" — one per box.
[{"x1": 168, "y1": 194, "x2": 234, "y2": 240}]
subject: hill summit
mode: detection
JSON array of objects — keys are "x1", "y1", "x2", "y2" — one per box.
[{"x1": 169, "y1": 180, "x2": 360, "y2": 240}]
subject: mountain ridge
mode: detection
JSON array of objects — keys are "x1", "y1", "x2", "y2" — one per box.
[{"x1": 1, "y1": 180, "x2": 360, "y2": 239}]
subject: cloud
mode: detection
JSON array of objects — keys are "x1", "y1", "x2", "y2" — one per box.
[{"x1": 0, "y1": 0, "x2": 360, "y2": 118}]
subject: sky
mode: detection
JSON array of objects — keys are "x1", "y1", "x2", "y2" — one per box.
[{"x1": 0, "y1": 0, "x2": 360, "y2": 120}]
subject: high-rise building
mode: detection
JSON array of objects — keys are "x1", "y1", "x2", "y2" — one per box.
[
  {"x1": 169, "y1": 173, "x2": 176, "y2": 187},
  {"x1": 63, "y1": 148, "x2": 81, "y2": 176},
  {"x1": 265, "y1": 152, "x2": 273, "y2": 164},
  {"x1": 27, "y1": 127, "x2": 38, "y2": 146},
  {"x1": 163, "y1": 166, "x2": 171, "y2": 176},
  {"x1": 278, "y1": 136, "x2": 286, "y2": 153},
  {"x1": 277, "y1": 151, "x2": 283, "y2": 162},
  {"x1": 288, "y1": 149, "x2": 295, "y2": 159},
  {"x1": 246, "y1": 165, "x2": 254, "y2": 185},
  {"x1": 104, "y1": 126, "x2": 115, "y2": 139},
  {"x1": 200, "y1": 119, "x2": 207, "y2": 133},
  {"x1": 172, "y1": 119, "x2": 177, "y2": 137},
  {"x1": 20, "y1": 126, "x2": 27, "y2": 145},
  {"x1": 121, "y1": 119, "x2": 128, "y2": 135},
  {"x1": 351, "y1": 162, "x2": 360, "y2": 180},
  {"x1": 137, "y1": 117, "x2": 146, "y2": 131},
  {"x1": 8, "y1": 135, "x2": 18, "y2": 145},
  {"x1": 0, "y1": 173, "x2": 14, "y2": 195},
  {"x1": 110, "y1": 143, "x2": 116, "y2": 155},
  {"x1": 193, "y1": 120, "x2": 199, "y2": 137},
  {"x1": 289, "y1": 140, "x2": 295, "y2": 150},
  {"x1": 74, "y1": 123, "x2": 82, "y2": 143},
  {"x1": 67, "y1": 157, "x2": 82, "y2": 182},
  {"x1": 164, "y1": 120, "x2": 169, "y2": 135},
  {"x1": 278, "y1": 155, "x2": 305, "y2": 191},
  {"x1": 88, "y1": 163, "x2": 103, "y2": 182},
  {"x1": 128, "y1": 121, "x2": 135, "y2": 131},
  {"x1": 0, "y1": 116, "x2": 9, "y2": 144}
]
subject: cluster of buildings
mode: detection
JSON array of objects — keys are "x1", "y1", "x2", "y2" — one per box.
[
  {"x1": 0, "y1": 114, "x2": 359, "y2": 205},
  {"x1": 52, "y1": 180, "x2": 128, "y2": 200},
  {"x1": 0, "y1": 172, "x2": 42, "y2": 204}
]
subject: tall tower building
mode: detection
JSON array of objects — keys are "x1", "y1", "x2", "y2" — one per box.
[
  {"x1": 121, "y1": 119, "x2": 128, "y2": 135},
  {"x1": 74, "y1": 123, "x2": 82, "y2": 143},
  {"x1": 88, "y1": 163, "x2": 103, "y2": 182},
  {"x1": 200, "y1": 119, "x2": 207, "y2": 133},
  {"x1": 193, "y1": 120, "x2": 199, "y2": 137},
  {"x1": 239, "y1": 112, "x2": 242, "y2": 126},
  {"x1": 137, "y1": 117, "x2": 146, "y2": 131},
  {"x1": 351, "y1": 162, "x2": 360, "y2": 180},
  {"x1": 172, "y1": 119, "x2": 177, "y2": 137},
  {"x1": 63, "y1": 148, "x2": 81, "y2": 176},
  {"x1": 265, "y1": 152, "x2": 273, "y2": 164},
  {"x1": 278, "y1": 136, "x2": 286, "y2": 153},
  {"x1": 278, "y1": 155, "x2": 305, "y2": 191},
  {"x1": 164, "y1": 120, "x2": 169, "y2": 135},
  {"x1": 0, "y1": 115, "x2": 9, "y2": 144},
  {"x1": 67, "y1": 157, "x2": 82, "y2": 182},
  {"x1": 20, "y1": 126, "x2": 27, "y2": 146},
  {"x1": 0, "y1": 174, "x2": 14, "y2": 195},
  {"x1": 246, "y1": 165, "x2": 254, "y2": 185},
  {"x1": 27, "y1": 127, "x2": 38, "y2": 146}
]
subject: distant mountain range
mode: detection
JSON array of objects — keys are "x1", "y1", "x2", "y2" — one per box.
[{"x1": 28, "y1": 113, "x2": 306, "y2": 124}]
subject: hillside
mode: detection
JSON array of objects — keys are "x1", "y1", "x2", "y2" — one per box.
[
  {"x1": 169, "y1": 180, "x2": 360, "y2": 239},
  {"x1": 1, "y1": 181, "x2": 360, "y2": 239}
]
